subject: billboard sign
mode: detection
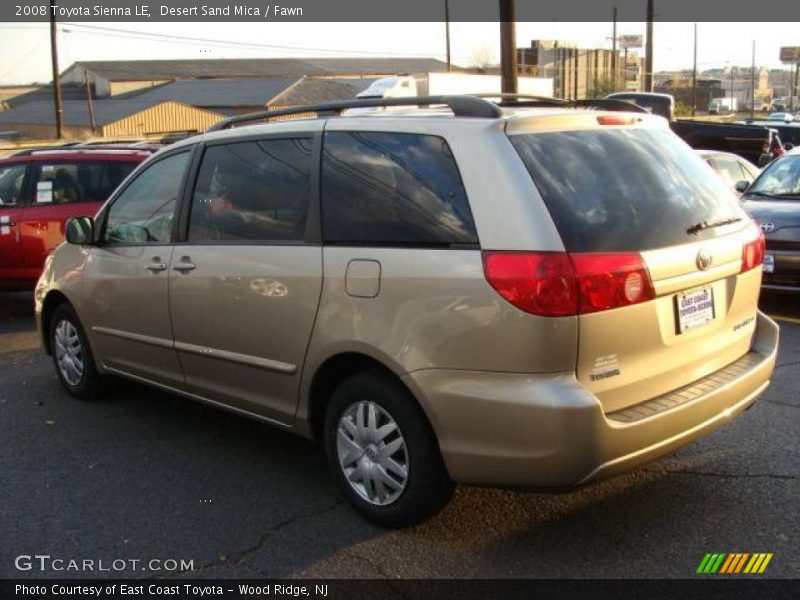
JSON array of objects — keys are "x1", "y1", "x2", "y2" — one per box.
[
  {"x1": 780, "y1": 46, "x2": 800, "y2": 63},
  {"x1": 618, "y1": 35, "x2": 644, "y2": 49}
]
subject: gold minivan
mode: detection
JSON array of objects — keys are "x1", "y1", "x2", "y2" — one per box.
[{"x1": 36, "y1": 96, "x2": 779, "y2": 527}]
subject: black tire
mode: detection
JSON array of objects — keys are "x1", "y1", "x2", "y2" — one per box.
[
  {"x1": 323, "y1": 370, "x2": 454, "y2": 528},
  {"x1": 50, "y1": 303, "x2": 103, "y2": 401}
]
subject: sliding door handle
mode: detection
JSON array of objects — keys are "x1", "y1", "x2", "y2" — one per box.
[{"x1": 173, "y1": 261, "x2": 197, "y2": 272}]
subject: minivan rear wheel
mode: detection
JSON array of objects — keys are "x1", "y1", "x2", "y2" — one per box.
[
  {"x1": 323, "y1": 370, "x2": 454, "y2": 528},
  {"x1": 50, "y1": 304, "x2": 103, "y2": 400}
]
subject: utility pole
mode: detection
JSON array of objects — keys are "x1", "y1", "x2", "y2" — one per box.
[
  {"x1": 49, "y1": 0, "x2": 64, "y2": 139},
  {"x1": 611, "y1": 6, "x2": 618, "y2": 90},
  {"x1": 691, "y1": 23, "x2": 697, "y2": 116},
  {"x1": 751, "y1": 40, "x2": 756, "y2": 119},
  {"x1": 644, "y1": 0, "x2": 654, "y2": 92},
  {"x1": 444, "y1": 0, "x2": 451, "y2": 72},
  {"x1": 499, "y1": 0, "x2": 517, "y2": 94},
  {"x1": 84, "y1": 71, "x2": 96, "y2": 133}
]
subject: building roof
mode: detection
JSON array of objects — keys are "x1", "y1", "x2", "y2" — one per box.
[
  {"x1": 3, "y1": 85, "x2": 90, "y2": 108},
  {"x1": 65, "y1": 58, "x2": 451, "y2": 82},
  {"x1": 268, "y1": 78, "x2": 376, "y2": 106},
  {"x1": 0, "y1": 99, "x2": 215, "y2": 127},
  {"x1": 116, "y1": 77, "x2": 302, "y2": 107}
]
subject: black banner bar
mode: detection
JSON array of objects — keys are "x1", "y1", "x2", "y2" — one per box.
[
  {"x1": 4, "y1": 0, "x2": 800, "y2": 23},
  {"x1": 3, "y1": 579, "x2": 799, "y2": 600}
]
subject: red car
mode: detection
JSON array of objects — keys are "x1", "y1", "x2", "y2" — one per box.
[{"x1": 0, "y1": 148, "x2": 150, "y2": 290}]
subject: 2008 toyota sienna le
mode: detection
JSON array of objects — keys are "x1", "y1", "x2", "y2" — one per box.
[{"x1": 35, "y1": 95, "x2": 779, "y2": 527}]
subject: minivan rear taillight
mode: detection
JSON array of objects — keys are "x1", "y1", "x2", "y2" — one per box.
[
  {"x1": 741, "y1": 221, "x2": 765, "y2": 273},
  {"x1": 482, "y1": 251, "x2": 655, "y2": 317}
]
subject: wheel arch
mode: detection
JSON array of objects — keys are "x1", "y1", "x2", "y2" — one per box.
[
  {"x1": 40, "y1": 290, "x2": 72, "y2": 355},
  {"x1": 305, "y1": 352, "x2": 434, "y2": 443}
]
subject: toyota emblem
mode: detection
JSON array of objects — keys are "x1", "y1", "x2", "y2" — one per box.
[
  {"x1": 696, "y1": 249, "x2": 713, "y2": 271},
  {"x1": 760, "y1": 221, "x2": 776, "y2": 234}
]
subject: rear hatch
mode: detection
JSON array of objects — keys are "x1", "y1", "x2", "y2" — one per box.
[{"x1": 508, "y1": 116, "x2": 764, "y2": 413}]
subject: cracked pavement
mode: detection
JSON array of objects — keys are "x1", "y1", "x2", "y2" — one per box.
[{"x1": 1, "y1": 292, "x2": 798, "y2": 579}]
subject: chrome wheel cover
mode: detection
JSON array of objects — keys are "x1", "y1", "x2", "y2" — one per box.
[
  {"x1": 336, "y1": 400, "x2": 409, "y2": 506},
  {"x1": 54, "y1": 319, "x2": 84, "y2": 387}
]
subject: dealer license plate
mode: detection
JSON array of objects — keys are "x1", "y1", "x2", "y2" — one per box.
[
  {"x1": 676, "y1": 286, "x2": 715, "y2": 334},
  {"x1": 763, "y1": 254, "x2": 775, "y2": 273}
]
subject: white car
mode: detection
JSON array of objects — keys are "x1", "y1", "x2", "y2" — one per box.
[
  {"x1": 696, "y1": 150, "x2": 760, "y2": 195},
  {"x1": 768, "y1": 112, "x2": 795, "y2": 123}
]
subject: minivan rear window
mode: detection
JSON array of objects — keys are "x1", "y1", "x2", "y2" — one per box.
[{"x1": 510, "y1": 128, "x2": 745, "y2": 252}]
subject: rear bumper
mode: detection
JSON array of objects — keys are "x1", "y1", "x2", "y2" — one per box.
[{"x1": 403, "y1": 311, "x2": 779, "y2": 488}]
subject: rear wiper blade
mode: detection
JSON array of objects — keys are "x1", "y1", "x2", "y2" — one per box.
[{"x1": 686, "y1": 216, "x2": 743, "y2": 235}]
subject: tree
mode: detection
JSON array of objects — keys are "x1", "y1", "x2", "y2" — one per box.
[
  {"x1": 588, "y1": 76, "x2": 625, "y2": 98},
  {"x1": 470, "y1": 45, "x2": 497, "y2": 71}
]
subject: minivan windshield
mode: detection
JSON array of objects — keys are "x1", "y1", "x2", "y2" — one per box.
[
  {"x1": 747, "y1": 155, "x2": 800, "y2": 199},
  {"x1": 510, "y1": 127, "x2": 746, "y2": 252}
]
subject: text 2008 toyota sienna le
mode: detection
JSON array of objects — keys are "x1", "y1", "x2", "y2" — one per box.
[{"x1": 35, "y1": 96, "x2": 779, "y2": 527}]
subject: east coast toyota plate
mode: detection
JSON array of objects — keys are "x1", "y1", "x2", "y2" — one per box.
[{"x1": 676, "y1": 286, "x2": 715, "y2": 334}]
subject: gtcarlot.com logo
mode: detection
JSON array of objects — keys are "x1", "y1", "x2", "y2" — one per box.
[
  {"x1": 14, "y1": 554, "x2": 194, "y2": 572},
  {"x1": 696, "y1": 552, "x2": 773, "y2": 574}
]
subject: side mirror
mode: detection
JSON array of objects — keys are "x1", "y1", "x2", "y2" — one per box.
[
  {"x1": 785, "y1": 143, "x2": 795, "y2": 151},
  {"x1": 65, "y1": 216, "x2": 95, "y2": 245},
  {"x1": 734, "y1": 180, "x2": 750, "y2": 193}
]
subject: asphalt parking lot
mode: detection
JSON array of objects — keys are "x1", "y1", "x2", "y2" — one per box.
[{"x1": 1, "y1": 291, "x2": 798, "y2": 579}]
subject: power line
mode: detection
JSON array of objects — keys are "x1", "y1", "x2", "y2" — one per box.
[{"x1": 62, "y1": 23, "x2": 454, "y2": 59}]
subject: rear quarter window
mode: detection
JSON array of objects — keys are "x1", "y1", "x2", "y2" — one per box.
[
  {"x1": 510, "y1": 128, "x2": 745, "y2": 252},
  {"x1": 321, "y1": 131, "x2": 478, "y2": 246}
]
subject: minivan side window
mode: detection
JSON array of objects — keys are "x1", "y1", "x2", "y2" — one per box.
[
  {"x1": 321, "y1": 132, "x2": 478, "y2": 245},
  {"x1": 104, "y1": 152, "x2": 189, "y2": 245},
  {"x1": 188, "y1": 138, "x2": 313, "y2": 242}
]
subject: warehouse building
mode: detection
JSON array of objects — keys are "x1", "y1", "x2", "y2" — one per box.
[
  {"x1": 0, "y1": 99, "x2": 223, "y2": 139},
  {"x1": 59, "y1": 58, "x2": 450, "y2": 98},
  {"x1": 113, "y1": 76, "x2": 375, "y2": 115}
]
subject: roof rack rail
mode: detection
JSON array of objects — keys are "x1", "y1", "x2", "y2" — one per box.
[
  {"x1": 207, "y1": 95, "x2": 503, "y2": 131},
  {"x1": 475, "y1": 93, "x2": 650, "y2": 114}
]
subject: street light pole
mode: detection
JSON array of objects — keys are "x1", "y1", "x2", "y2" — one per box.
[
  {"x1": 444, "y1": 0, "x2": 451, "y2": 72},
  {"x1": 644, "y1": 0, "x2": 654, "y2": 92},
  {"x1": 611, "y1": 6, "x2": 618, "y2": 90},
  {"x1": 751, "y1": 40, "x2": 756, "y2": 119},
  {"x1": 691, "y1": 23, "x2": 697, "y2": 116}
]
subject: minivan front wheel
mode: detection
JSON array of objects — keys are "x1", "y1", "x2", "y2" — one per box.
[
  {"x1": 50, "y1": 304, "x2": 102, "y2": 400},
  {"x1": 323, "y1": 371, "x2": 454, "y2": 528}
]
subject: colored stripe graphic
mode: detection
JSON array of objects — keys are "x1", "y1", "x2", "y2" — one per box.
[
  {"x1": 733, "y1": 553, "x2": 750, "y2": 573},
  {"x1": 697, "y1": 554, "x2": 713, "y2": 573},
  {"x1": 719, "y1": 554, "x2": 736, "y2": 574},
  {"x1": 700, "y1": 552, "x2": 773, "y2": 574}
]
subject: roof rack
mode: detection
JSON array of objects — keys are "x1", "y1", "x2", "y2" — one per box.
[
  {"x1": 207, "y1": 95, "x2": 503, "y2": 131},
  {"x1": 206, "y1": 93, "x2": 650, "y2": 133},
  {"x1": 476, "y1": 93, "x2": 650, "y2": 114}
]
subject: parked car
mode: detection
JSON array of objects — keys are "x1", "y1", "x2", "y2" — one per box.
[
  {"x1": 0, "y1": 149, "x2": 151, "y2": 290},
  {"x1": 708, "y1": 97, "x2": 737, "y2": 115},
  {"x1": 35, "y1": 96, "x2": 778, "y2": 527},
  {"x1": 606, "y1": 92, "x2": 774, "y2": 166},
  {"x1": 739, "y1": 149, "x2": 800, "y2": 291},
  {"x1": 767, "y1": 112, "x2": 795, "y2": 123},
  {"x1": 697, "y1": 149, "x2": 760, "y2": 194}
]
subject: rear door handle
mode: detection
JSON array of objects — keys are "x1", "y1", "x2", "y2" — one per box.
[
  {"x1": 146, "y1": 262, "x2": 167, "y2": 272},
  {"x1": 173, "y1": 258, "x2": 197, "y2": 272}
]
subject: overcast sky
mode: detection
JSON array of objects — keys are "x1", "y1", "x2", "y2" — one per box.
[{"x1": 0, "y1": 21, "x2": 797, "y2": 85}]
